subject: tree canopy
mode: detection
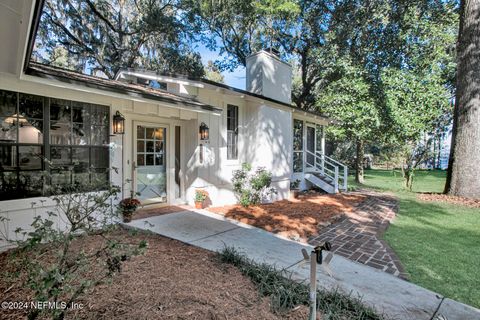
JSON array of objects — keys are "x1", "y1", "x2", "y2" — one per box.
[{"x1": 33, "y1": 0, "x2": 205, "y2": 78}]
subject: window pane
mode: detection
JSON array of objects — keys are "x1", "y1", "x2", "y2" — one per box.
[
  {"x1": 0, "y1": 90, "x2": 17, "y2": 117},
  {"x1": 72, "y1": 147, "x2": 89, "y2": 169},
  {"x1": 91, "y1": 105, "x2": 108, "y2": 125},
  {"x1": 0, "y1": 117, "x2": 17, "y2": 142},
  {"x1": 19, "y1": 119, "x2": 43, "y2": 144},
  {"x1": 227, "y1": 105, "x2": 238, "y2": 160},
  {"x1": 137, "y1": 154, "x2": 145, "y2": 166},
  {"x1": 293, "y1": 120, "x2": 303, "y2": 151},
  {"x1": 19, "y1": 146, "x2": 43, "y2": 170},
  {"x1": 51, "y1": 170, "x2": 71, "y2": 187},
  {"x1": 91, "y1": 168, "x2": 109, "y2": 188},
  {"x1": 146, "y1": 154, "x2": 154, "y2": 166},
  {"x1": 0, "y1": 145, "x2": 16, "y2": 170},
  {"x1": 0, "y1": 171, "x2": 18, "y2": 200},
  {"x1": 72, "y1": 123, "x2": 89, "y2": 145},
  {"x1": 19, "y1": 93, "x2": 43, "y2": 119},
  {"x1": 91, "y1": 125, "x2": 108, "y2": 145},
  {"x1": 155, "y1": 140, "x2": 163, "y2": 153},
  {"x1": 91, "y1": 147, "x2": 109, "y2": 168},
  {"x1": 137, "y1": 140, "x2": 145, "y2": 152},
  {"x1": 146, "y1": 140, "x2": 154, "y2": 152},
  {"x1": 154, "y1": 128, "x2": 164, "y2": 140},
  {"x1": 293, "y1": 151, "x2": 303, "y2": 173},
  {"x1": 51, "y1": 147, "x2": 71, "y2": 166},
  {"x1": 137, "y1": 125, "x2": 145, "y2": 139},
  {"x1": 72, "y1": 102, "x2": 89, "y2": 123},
  {"x1": 73, "y1": 171, "x2": 90, "y2": 186},
  {"x1": 155, "y1": 154, "x2": 163, "y2": 166},
  {"x1": 19, "y1": 171, "x2": 43, "y2": 197},
  {"x1": 50, "y1": 122, "x2": 71, "y2": 145},
  {"x1": 50, "y1": 99, "x2": 71, "y2": 122},
  {"x1": 146, "y1": 127, "x2": 155, "y2": 139}
]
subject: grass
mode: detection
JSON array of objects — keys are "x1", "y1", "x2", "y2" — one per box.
[
  {"x1": 219, "y1": 246, "x2": 385, "y2": 320},
  {"x1": 349, "y1": 169, "x2": 480, "y2": 309}
]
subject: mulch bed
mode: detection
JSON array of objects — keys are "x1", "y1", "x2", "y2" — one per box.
[
  {"x1": 0, "y1": 229, "x2": 311, "y2": 320},
  {"x1": 418, "y1": 193, "x2": 480, "y2": 209},
  {"x1": 208, "y1": 192, "x2": 367, "y2": 242}
]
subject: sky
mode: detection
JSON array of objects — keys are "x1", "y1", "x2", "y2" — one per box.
[{"x1": 195, "y1": 42, "x2": 246, "y2": 90}]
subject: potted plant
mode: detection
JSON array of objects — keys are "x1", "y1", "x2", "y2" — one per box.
[
  {"x1": 290, "y1": 179, "x2": 301, "y2": 199},
  {"x1": 119, "y1": 197, "x2": 141, "y2": 222},
  {"x1": 194, "y1": 189, "x2": 208, "y2": 209}
]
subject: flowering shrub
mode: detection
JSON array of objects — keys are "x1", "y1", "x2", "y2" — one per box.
[
  {"x1": 119, "y1": 197, "x2": 141, "y2": 212},
  {"x1": 194, "y1": 189, "x2": 209, "y2": 202},
  {"x1": 232, "y1": 163, "x2": 276, "y2": 207}
]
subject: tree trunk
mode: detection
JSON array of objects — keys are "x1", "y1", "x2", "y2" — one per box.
[
  {"x1": 444, "y1": 0, "x2": 480, "y2": 199},
  {"x1": 355, "y1": 139, "x2": 364, "y2": 183}
]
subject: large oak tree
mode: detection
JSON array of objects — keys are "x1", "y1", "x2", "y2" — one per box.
[{"x1": 445, "y1": 0, "x2": 480, "y2": 199}]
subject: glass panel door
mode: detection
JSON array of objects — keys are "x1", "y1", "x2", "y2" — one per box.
[
  {"x1": 306, "y1": 125, "x2": 316, "y2": 168},
  {"x1": 135, "y1": 125, "x2": 167, "y2": 203}
]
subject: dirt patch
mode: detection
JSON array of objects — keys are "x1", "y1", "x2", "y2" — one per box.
[
  {"x1": 418, "y1": 193, "x2": 480, "y2": 209},
  {"x1": 208, "y1": 192, "x2": 367, "y2": 242},
  {"x1": 0, "y1": 229, "x2": 309, "y2": 320}
]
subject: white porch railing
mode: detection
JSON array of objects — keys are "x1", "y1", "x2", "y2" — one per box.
[{"x1": 305, "y1": 150, "x2": 348, "y2": 192}]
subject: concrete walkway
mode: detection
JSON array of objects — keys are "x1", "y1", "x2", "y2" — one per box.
[{"x1": 125, "y1": 209, "x2": 480, "y2": 320}]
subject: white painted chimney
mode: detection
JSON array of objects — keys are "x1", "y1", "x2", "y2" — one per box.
[{"x1": 246, "y1": 50, "x2": 292, "y2": 104}]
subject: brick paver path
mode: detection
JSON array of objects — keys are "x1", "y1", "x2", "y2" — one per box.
[{"x1": 309, "y1": 190, "x2": 409, "y2": 279}]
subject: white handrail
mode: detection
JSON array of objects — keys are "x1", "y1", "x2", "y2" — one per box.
[{"x1": 304, "y1": 150, "x2": 348, "y2": 191}]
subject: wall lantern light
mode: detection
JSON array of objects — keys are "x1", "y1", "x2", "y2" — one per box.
[
  {"x1": 199, "y1": 122, "x2": 209, "y2": 141},
  {"x1": 113, "y1": 111, "x2": 125, "y2": 134}
]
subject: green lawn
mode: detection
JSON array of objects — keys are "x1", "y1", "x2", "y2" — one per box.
[{"x1": 349, "y1": 169, "x2": 480, "y2": 309}]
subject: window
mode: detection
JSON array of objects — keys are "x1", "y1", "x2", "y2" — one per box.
[
  {"x1": 227, "y1": 104, "x2": 238, "y2": 160},
  {"x1": 293, "y1": 119, "x2": 303, "y2": 172},
  {"x1": 0, "y1": 89, "x2": 110, "y2": 201}
]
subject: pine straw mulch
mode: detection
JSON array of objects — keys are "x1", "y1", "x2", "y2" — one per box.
[
  {"x1": 417, "y1": 193, "x2": 480, "y2": 209},
  {"x1": 208, "y1": 192, "x2": 367, "y2": 242},
  {"x1": 0, "y1": 228, "x2": 311, "y2": 320}
]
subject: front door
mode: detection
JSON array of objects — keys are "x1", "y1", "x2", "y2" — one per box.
[
  {"x1": 134, "y1": 124, "x2": 167, "y2": 204},
  {"x1": 306, "y1": 125, "x2": 316, "y2": 168}
]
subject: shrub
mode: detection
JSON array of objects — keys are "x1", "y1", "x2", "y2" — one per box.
[
  {"x1": 232, "y1": 163, "x2": 276, "y2": 207},
  {"x1": 194, "y1": 189, "x2": 208, "y2": 202}
]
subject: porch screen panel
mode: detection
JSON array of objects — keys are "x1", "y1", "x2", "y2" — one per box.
[
  {"x1": 227, "y1": 104, "x2": 238, "y2": 160},
  {"x1": 293, "y1": 119, "x2": 303, "y2": 172},
  {"x1": 0, "y1": 89, "x2": 109, "y2": 201}
]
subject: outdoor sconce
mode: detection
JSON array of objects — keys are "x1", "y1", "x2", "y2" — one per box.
[
  {"x1": 113, "y1": 111, "x2": 125, "y2": 134},
  {"x1": 199, "y1": 122, "x2": 209, "y2": 141}
]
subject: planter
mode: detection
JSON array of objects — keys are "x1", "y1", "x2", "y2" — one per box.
[
  {"x1": 290, "y1": 189, "x2": 300, "y2": 199},
  {"x1": 122, "y1": 209, "x2": 136, "y2": 223},
  {"x1": 195, "y1": 201, "x2": 204, "y2": 209}
]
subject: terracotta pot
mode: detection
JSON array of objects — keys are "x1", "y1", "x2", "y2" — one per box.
[
  {"x1": 122, "y1": 209, "x2": 135, "y2": 223},
  {"x1": 195, "y1": 201, "x2": 203, "y2": 209}
]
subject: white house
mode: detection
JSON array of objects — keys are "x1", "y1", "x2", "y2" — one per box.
[{"x1": 0, "y1": 0, "x2": 347, "y2": 248}]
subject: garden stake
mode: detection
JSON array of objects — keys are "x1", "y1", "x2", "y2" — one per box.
[{"x1": 307, "y1": 242, "x2": 332, "y2": 320}]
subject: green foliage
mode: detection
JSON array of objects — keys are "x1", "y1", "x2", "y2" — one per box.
[
  {"x1": 232, "y1": 163, "x2": 276, "y2": 207},
  {"x1": 35, "y1": 0, "x2": 204, "y2": 78},
  {"x1": 203, "y1": 60, "x2": 225, "y2": 83},
  {"x1": 219, "y1": 246, "x2": 385, "y2": 319},
  {"x1": 194, "y1": 189, "x2": 208, "y2": 202},
  {"x1": 0, "y1": 170, "x2": 146, "y2": 320}
]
